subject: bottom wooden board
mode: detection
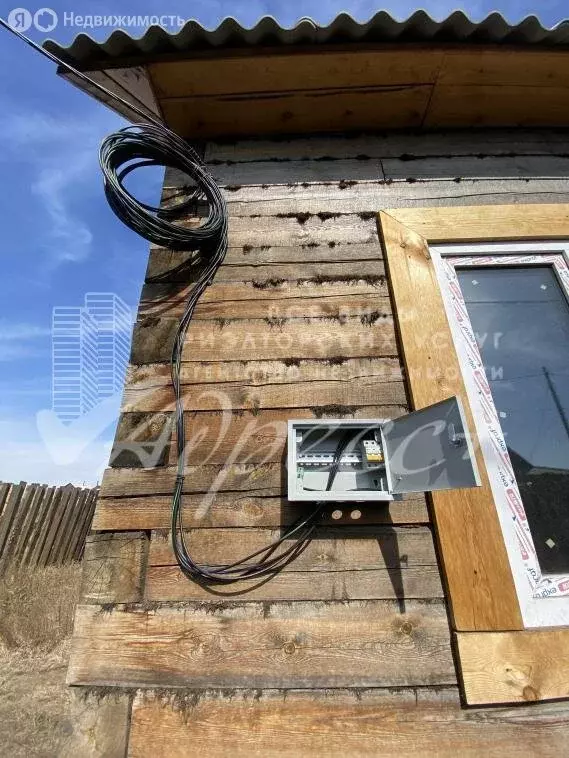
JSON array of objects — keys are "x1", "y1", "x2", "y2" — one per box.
[
  {"x1": 128, "y1": 687, "x2": 569, "y2": 758},
  {"x1": 68, "y1": 600, "x2": 455, "y2": 689},
  {"x1": 456, "y1": 630, "x2": 569, "y2": 705}
]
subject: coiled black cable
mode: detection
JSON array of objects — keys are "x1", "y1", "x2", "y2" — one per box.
[
  {"x1": 100, "y1": 126, "x2": 332, "y2": 584},
  {"x1": 0, "y1": 16, "x2": 332, "y2": 586}
]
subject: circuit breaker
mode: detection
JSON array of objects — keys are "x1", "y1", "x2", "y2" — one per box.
[{"x1": 287, "y1": 396, "x2": 480, "y2": 502}]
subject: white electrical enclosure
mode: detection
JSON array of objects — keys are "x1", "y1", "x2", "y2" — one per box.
[{"x1": 287, "y1": 396, "x2": 481, "y2": 502}]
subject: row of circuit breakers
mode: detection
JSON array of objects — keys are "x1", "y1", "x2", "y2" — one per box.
[{"x1": 287, "y1": 396, "x2": 481, "y2": 502}]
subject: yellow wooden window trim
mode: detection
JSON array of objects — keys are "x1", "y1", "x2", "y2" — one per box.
[{"x1": 377, "y1": 204, "x2": 569, "y2": 705}]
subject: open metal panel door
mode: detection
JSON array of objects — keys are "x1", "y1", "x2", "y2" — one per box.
[{"x1": 382, "y1": 396, "x2": 481, "y2": 494}]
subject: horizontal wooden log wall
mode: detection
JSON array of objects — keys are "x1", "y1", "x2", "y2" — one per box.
[
  {"x1": 76, "y1": 129, "x2": 569, "y2": 755},
  {"x1": 0, "y1": 480, "x2": 97, "y2": 571}
]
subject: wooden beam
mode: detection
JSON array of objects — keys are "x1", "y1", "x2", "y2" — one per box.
[
  {"x1": 67, "y1": 600, "x2": 455, "y2": 688},
  {"x1": 128, "y1": 688, "x2": 569, "y2": 758},
  {"x1": 92, "y1": 493, "x2": 429, "y2": 531},
  {"x1": 378, "y1": 210, "x2": 523, "y2": 632},
  {"x1": 456, "y1": 630, "x2": 569, "y2": 705}
]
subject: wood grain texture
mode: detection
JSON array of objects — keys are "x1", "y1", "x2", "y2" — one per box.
[
  {"x1": 378, "y1": 210, "x2": 523, "y2": 632},
  {"x1": 61, "y1": 691, "x2": 131, "y2": 758},
  {"x1": 123, "y1": 375, "x2": 405, "y2": 413},
  {"x1": 129, "y1": 315, "x2": 397, "y2": 364},
  {"x1": 128, "y1": 688, "x2": 569, "y2": 758},
  {"x1": 204, "y1": 129, "x2": 565, "y2": 163},
  {"x1": 112, "y1": 406, "x2": 405, "y2": 467},
  {"x1": 149, "y1": 49, "x2": 443, "y2": 98},
  {"x1": 93, "y1": 493, "x2": 429, "y2": 531},
  {"x1": 81, "y1": 532, "x2": 148, "y2": 604},
  {"x1": 149, "y1": 51, "x2": 569, "y2": 137},
  {"x1": 382, "y1": 203, "x2": 569, "y2": 242},
  {"x1": 161, "y1": 85, "x2": 432, "y2": 138},
  {"x1": 145, "y1": 564, "x2": 443, "y2": 602},
  {"x1": 426, "y1": 86, "x2": 569, "y2": 128},
  {"x1": 145, "y1": 525, "x2": 442, "y2": 602},
  {"x1": 437, "y1": 50, "x2": 569, "y2": 88},
  {"x1": 456, "y1": 630, "x2": 569, "y2": 705},
  {"x1": 67, "y1": 600, "x2": 455, "y2": 688},
  {"x1": 140, "y1": 284, "x2": 390, "y2": 320},
  {"x1": 148, "y1": 526, "x2": 437, "y2": 568},
  {"x1": 217, "y1": 182, "x2": 569, "y2": 217}
]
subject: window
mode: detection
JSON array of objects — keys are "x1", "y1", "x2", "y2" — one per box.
[{"x1": 430, "y1": 242, "x2": 569, "y2": 627}]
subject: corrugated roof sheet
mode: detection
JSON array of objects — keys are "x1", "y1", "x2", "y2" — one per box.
[{"x1": 45, "y1": 10, "x2": 569, "y2": 65}]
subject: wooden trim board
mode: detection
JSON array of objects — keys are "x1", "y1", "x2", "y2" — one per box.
[
  {"x1": 378, "y1": 210, "x2": 522, "y2": 633},
  {"x1": 456, "y1": 630, "x2": 569, "y2": 705}
]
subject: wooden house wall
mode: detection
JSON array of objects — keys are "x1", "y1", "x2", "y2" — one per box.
[{"x1": 73, "y1": 129, "x2": 569, "y2": 756}]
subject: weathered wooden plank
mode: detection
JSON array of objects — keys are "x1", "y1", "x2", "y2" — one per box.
[
  {"x1": 141, "y1": 283, "x2": 390, "y2": 320},
  {"x1": 146, "y1": 565, "x2": 443, "y2": 602},
  {"x1": 112, "y1": 406, "x2": 404, "y2": 467},
  {"x1": 0, "y1": 482, "x2": 11, "y2": 520},
  {"x1": 37, "y1": 484, "x2": 76, "y2": 567},
  {"x1": 205, "y1": 154, "x2": 569, "y2": 187},
  {"x1": 110, "y1": 413, "x2": 172, "y2": 468},
  {"x1": 10, "y1": 484, "x2": 45, "y2": 564},
  {"x1": 379, "y1": 210, "x2": 523, "y2": 632},
  {"x1": 146, "y1": 250, "x2": 388, "y2": 287},
  {"x1": 204, "y1": 129, "x2": 564, "y2": 163},
  {"x1": 67, "y1": 599, "x2": 455, "y2": 688},
  {"x1": 456, "y1": 630, "x2": 569, "y2": 705},
  {"x1": 148, "y1": 258, "x2": 383, "y2": 286},
  {"x1": 220, "y1": 181, "x2": 569, "y2": 216},
  {"x1": 383, "y1": 155, "x2": 569, "y2": 181},
  {"x1": 65, "y1": 489, "x2": 96, "y2": 563},
  {"x1": 150, "y1": 49, "x2": 443, "y2": 98},
  {"x1": 161, "y1": 85, "x2": 432, "y2": 139},
  {"x1": 0, "y1": 481, "x2": 25, "y2": 562},
  {"x1": 2, "y1": 483, "x2": 37, "y2": 564},
  {"x1": 52, "y1": 488, "x2": 87, "y2": 565},
  {"x1": 81, "y1": 532, "x2": 147, "y2": 604},
  {"x1": 148, "y1": 526, "x2": 437, "y2": 568},
  {"x1": 130, "y1": 316, "x2": 397, "y2": 364},
  {"x1": 100, "y1": 464, "x2": 281, "y2": 498},
  {"x1": 210, "y1": 158, "x2": 382, "y2": 186},
  {"x1": 72, "y1": 490, "x2": 98, "y2": 562},
  {"x1": 123, "y1": 376, "x2": 406, "y2": 413},
  {"x1": 128, "y1": 357, "x2": 400, "y2": 388},
  {"x1": 153, "y1": 242, "x2": 383, "y2": 270},
  {"x1": 26, "y1": 486, "x2": 57, "y2": 566},
  {"x1": 93, "y1": 493, "x2": 429, "y2": 531},
  {"x1": 128, "y1": 688, "x2": 569, "y2": 758},
  {"x1": 62, "y1": 690, "x2": 131, "y2": 758}
]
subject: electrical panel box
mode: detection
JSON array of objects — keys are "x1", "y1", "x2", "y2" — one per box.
[{"x1": 287, "y1": 396, "x2": 481, "y2": 502}]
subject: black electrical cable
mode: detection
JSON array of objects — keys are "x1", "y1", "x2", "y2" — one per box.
[{"x1": 0, "y1": 17, "x2": 335, "y2": 585}]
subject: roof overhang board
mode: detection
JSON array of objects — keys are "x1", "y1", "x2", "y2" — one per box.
[
  {"x1": 51, "y1": 45, "x2": 569, "y2": 135},
  {"x1": 58, "y1": 65, "x2": 162, "y2": 125}
]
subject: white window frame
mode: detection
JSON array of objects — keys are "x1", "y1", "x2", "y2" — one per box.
[{"x1": 431, "y1": 240, "x2": 569, "y2": 628}]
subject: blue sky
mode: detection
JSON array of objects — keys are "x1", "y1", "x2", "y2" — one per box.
[{"x1": 0, "y1": 0, "x2": 567, "y2": 486}]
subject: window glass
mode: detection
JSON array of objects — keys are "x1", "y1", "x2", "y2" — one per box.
[{"x1": 457, "y1": 265, "x2": 569, "y2": 574}]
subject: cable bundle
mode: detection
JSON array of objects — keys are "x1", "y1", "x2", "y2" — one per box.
[{"x1": 99, "y1": 123, "x2": 334, "y2": 585}]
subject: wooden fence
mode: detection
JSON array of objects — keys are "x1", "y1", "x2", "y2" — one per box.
[{"x1": 0, "y1": 481, "x2": 98, "y2": 570}]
